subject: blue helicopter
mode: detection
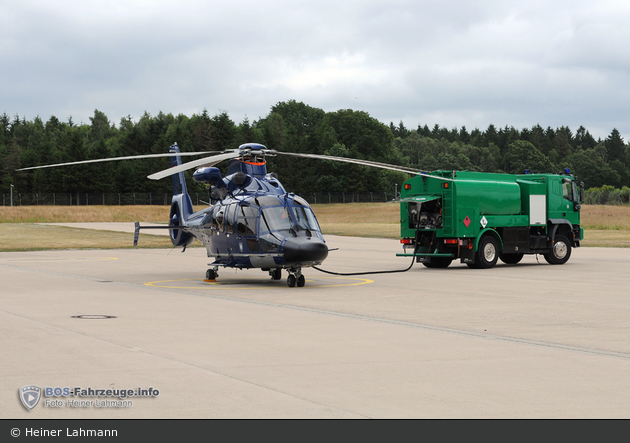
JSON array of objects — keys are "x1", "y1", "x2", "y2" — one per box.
[
  {"x1": 141, "y1": 142, "x2": 330, "y2": 287},
  {"x1": 19, "y1": 142, "x2": 424, "y2": 287}
]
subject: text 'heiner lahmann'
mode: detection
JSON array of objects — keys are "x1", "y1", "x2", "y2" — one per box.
[{"x1": 26, "y1": 428, "x2": 118, "y2": 437}]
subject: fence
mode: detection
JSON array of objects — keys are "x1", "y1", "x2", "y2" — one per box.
[
  {"x1": 7, "y1": 190, "x2": 630, "y2": 207},
  {"x1": 1, "y1": 193, "x2": 172, "y2": 207},
  {"x1": 584, "y1": 188, "x2": 630, "y2": 205},
  {"x1": 1, "y1": 192, "x2": 395, "y2": 207}
]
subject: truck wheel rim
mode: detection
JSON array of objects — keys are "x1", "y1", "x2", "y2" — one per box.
[
  {"x1": 483, "y1": 243, "x2": 496, "y2": 262},
  {"x1": 553, "y1": 241, "x2": 567, "y2": 259}
]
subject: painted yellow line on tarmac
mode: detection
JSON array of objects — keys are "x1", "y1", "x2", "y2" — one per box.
[{"x1": 144, "y1": 276, "x2": 374, "y2": 290}]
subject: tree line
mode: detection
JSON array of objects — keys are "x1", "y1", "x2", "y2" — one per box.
[{"x1": 2, "y1": 100, "x2": 629, "y2": 198}]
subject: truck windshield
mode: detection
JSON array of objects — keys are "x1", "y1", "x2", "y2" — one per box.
[{"x1": 572, "y1": 181, "x2": 580, "y2": 203}]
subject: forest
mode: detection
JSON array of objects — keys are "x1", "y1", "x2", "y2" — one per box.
[{"x1": 1, "y1": 100, "x2": 629, "y2": 201}]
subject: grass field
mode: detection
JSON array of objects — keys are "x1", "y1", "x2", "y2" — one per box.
[{"x1": 0, "y1": 203, "x2": 629, "y2": 251}]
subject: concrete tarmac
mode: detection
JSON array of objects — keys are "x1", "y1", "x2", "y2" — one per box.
[{"x1": 2, "y1": 226, "x2": 630, "y2": 418}]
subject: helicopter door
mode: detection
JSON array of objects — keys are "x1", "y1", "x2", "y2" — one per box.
[
  {"x1": 237, "y1": 203, "x2": 260, "y2": 252},
  {"x1": 236, "y1": 204, "x2": 258, "y2": 236},
  {"x1": 225, "y1": 203, "x2": 236, "y2": 234},
  {"x1": 215, "y1": 206, "x2": 225, "y2": 232}
]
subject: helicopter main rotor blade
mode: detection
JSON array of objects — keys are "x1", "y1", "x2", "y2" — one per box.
[
  {"x1": 272, "y1": 152, "x2": 453, "y2": 181},
  {"x1": 147, "y1": 151, "x2": 241, "y2": 180},
  {"x1": 16, "y1": 152, "x2": 218, "y2": 172}
]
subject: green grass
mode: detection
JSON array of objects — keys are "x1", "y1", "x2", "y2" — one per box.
[
  {"x1": 1, "y1": 203, "x2": 629, "y2": 251},
  {"x1": 0, "y1": 223, "x2": 177, "y2": 252}
]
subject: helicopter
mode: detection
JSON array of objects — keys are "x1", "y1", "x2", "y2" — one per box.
[{"x1": 19, "y1": 142, "x2": 427, "y2": 287}]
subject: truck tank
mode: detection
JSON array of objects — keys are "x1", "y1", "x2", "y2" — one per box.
[
  {"x1": 401, "y1": 172, "x2": 522, "y2": 239},
  {"x1": 452, "y1": 179, "x2": 521, "y2": 216}
]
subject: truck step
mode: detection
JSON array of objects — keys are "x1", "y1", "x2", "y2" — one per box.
[{"x1": 396, "y1": 252, "x2": 454, "y2": 258}]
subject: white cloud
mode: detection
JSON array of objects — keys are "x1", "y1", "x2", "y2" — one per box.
[{"x1": 2, "y1": 0, "x2": 630, "y2": 140}]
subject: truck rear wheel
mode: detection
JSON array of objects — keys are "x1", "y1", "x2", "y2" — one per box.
[
  {"x1": 475, "y1": 235, "x2": 499, "y2": 269},
  {"x1": 499, "y1": 252, "x2": 524, "y2": 264},
  {"x1": 544, "y1": 235, "x2": 571, "y2": 265}
]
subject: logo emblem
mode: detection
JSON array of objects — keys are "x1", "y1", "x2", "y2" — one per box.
[{"x1": 19, "y1": 385, "x2": 42, "y2": 410}]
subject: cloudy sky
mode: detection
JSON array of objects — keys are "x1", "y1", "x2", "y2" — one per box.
[{"x1": 2, "y1": 0, "x2": 630, "y2": 141}]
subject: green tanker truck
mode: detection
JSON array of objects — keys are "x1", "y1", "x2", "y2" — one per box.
[{"x1": 397, "y1": 170, "x2": 585, "y2": 268}]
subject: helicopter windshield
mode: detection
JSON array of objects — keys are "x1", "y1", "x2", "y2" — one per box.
[
  {"x1": 260, "y1": 206, "x2": 292, "y2": 232},
  {"x1": 292, "y1": 206, "x2": 320, "y2": 231}
]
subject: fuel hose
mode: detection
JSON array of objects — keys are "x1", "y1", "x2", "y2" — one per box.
[{"x1": 313, "y1": 229, "x2": 436, "y2": 276}]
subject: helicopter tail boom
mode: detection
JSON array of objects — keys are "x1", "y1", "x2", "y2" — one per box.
[{"x1": 168, "y1": 143, "x2": 195, "y2": 247}]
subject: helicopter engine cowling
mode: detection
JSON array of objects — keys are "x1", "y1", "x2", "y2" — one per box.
[
  {"x1": 231, "y1": 171, "x2": 251, "y2": 188},
  {"x1": 223, "y1": 172, "x2": 253, "y2": 195}
]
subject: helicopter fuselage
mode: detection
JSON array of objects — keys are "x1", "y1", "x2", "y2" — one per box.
[{"x1": 177, "y1": 153, "x2": 329, "y2": 274}]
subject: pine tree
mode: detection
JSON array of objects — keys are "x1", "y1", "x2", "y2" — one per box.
[{"x1": 605, "y1": 128, "x2": 625, "y2": 163}]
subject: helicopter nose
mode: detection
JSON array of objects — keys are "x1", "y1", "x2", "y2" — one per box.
[{"x1": 283, "y1": 237, "x2": 328, "y2": 264}]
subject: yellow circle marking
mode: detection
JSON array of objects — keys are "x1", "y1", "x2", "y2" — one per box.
[{"x1": 144, "y1": 276, "x2": 373, "y2": 290}]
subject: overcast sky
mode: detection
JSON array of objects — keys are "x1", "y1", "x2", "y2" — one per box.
[{"x1": 2, "y1": 0, "x2": 629, "y2": 142}]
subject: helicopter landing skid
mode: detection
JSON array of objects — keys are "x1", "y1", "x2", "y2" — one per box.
[
  {"x1": 204, "y1": 266, "x2": 219, "y2": 282},
  {"x1": 287, "y1": 267, "x2": 305, "y2": 288}
]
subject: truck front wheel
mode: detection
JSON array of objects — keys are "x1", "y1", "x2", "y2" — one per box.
[
  {"x1": 475, "y1": 235, "x2": 499, "y2": 269},
  {"x1": 544, "y1": 235, "x2": 572, "y2": 265}
]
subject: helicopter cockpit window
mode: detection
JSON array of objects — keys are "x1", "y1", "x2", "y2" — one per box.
[
  {"x1": 259, "y1": 233, "x2": 282, "y2": 252},
  {"x1": 260, "y1": 206, "x2": 293, "y2": 232},
  {"x1": 292, "y1": 195, "x2": 309, "y2": 206},
  {"x1": 292, "y1": 206, "x2": 320, "y2": 231},
  {"x1": 237, "y1": 204, "x2": 259, "y2": 235},
  {"x1": 255, "y1": 196, "x2": 282, "y2": 207}
]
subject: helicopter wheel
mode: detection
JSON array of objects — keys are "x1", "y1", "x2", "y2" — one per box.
[
  {"x1": 270, "y1": 268, "x2": 282, "y2": 280},
  {"x1": 205, "y1": 268, "x2": 218, "y2": 282},
  {"x1": 287, "y1": 268, "x2": 304, "y2": 288},
  {"x1": 287, "y1": 274, "x2": 296, "y2": 287}
]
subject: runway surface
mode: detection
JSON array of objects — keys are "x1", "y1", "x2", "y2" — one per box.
[{"x1": 2, "y1": 226, "x2": 630, "y2": 418}]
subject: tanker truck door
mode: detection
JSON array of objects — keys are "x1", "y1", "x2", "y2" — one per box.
[{"x1": 529, "y1": 194, "x2": 546, "y2": 226}]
